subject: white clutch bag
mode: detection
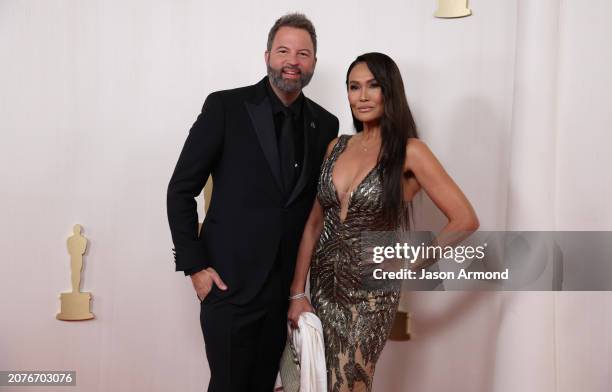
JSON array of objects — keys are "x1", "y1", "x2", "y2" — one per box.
[
  {"x1": 278, "y1": 313, "x2": 328, "y2": 392},
  {"x1": 279, "y1": 334, "x2": 300, "y2": 392}
]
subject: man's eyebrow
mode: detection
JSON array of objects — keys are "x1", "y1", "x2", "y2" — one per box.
[{"x1": 273, "y1": 46, "x2": 312, "y2": 54}]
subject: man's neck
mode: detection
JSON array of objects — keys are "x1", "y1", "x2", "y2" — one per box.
[{"x1": 268, "y1": 77, "x2": 301, "y2": 107}]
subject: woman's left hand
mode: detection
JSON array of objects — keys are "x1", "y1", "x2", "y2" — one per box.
[{"x1": 287, "y1": 297, "x2": 314, "y2": 330}]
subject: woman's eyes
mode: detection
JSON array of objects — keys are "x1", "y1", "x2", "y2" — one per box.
[{"x1": 349, "y1": 82, "x2": 379, "y2": 90}]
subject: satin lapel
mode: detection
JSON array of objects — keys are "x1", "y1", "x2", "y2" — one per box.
[
  {"x1": 245, "y1": 97, "x2": 283, "y2": 193},
  {"x1": 286, "y1": 99, "x2": 319, "y2": 206}
]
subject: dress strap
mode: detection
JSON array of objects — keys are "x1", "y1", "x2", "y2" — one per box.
[{"x1": 330, "y1": 134, "x2": 350, "y2": 158}]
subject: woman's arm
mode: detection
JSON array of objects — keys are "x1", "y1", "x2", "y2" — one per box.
[
  {"x1": 404, "y1": 138, "x2": 480, "y2": 269},
  {"x1": 287, "y1": 198, "x2": 323, "y2": 329},
  {"x1": 289, "y1": 198, "x2": 325, "y2": 296}
]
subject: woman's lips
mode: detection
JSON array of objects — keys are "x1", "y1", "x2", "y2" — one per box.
[{"x1": 357, "y1": 107, "x2": 374, "y2": 112}]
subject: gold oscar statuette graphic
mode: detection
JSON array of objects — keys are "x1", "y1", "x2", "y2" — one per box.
[
  {"x1": 203, "y1": 175, "x2": 213, "y2": 215},
  {"x1": 435, "y1": 0, "x2": 472, "y2": 18},
  {"x1": 198, "y1": 176, "x2": 213, "y2": 234},
  {"x1": 57, "y1": 224, "x2": 94, "y2": 321},
  {"x1": 389, "y1": 310, "x2": 412, "y2": 341}
]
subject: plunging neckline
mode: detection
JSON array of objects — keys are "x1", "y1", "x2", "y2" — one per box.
[{"x1": 330, "y1": 136, "x2": 381, "y2": 224}]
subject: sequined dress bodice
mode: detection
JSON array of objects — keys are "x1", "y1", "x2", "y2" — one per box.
[{"x1": 310, "y1": 134, "x2": 400, "y2": 392}]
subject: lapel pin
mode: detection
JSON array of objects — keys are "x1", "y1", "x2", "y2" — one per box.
[{"x1": 310, "y1": 121, "x2": 316, "y2": 128}]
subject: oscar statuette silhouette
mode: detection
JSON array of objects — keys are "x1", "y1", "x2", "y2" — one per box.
[
  {"x1": 434, "y1": 0, "x2": 472, "y2": 18},
  {"x1": 57, "y1": 224, "x2": 94, "y2": 321}
]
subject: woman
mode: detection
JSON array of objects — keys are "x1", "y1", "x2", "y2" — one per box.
[{"x1": 288, "y1": 52, "x2": 479, "y2": 392}]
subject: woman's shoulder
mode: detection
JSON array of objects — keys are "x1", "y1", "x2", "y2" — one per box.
[
  {"x1": 406, "y1": 137, "x2": 430, "y2": 155},
  {"x1": 325, "y1": 134, "x2": 351, "y2": 156},
  {"x1": 324, "y1": 137, "x2": 339, "y2": 159},
  {"x1": 405, "y1": 138, "x2": 435, "y2": 169}
]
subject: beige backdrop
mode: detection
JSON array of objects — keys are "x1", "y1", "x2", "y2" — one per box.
[{"x1": 0, "y1": 1, "x2": 610, "y2": 391}]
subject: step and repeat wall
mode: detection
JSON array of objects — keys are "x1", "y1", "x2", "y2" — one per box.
[{"x1": 1, "y1": 1, "x2": 610, "y2": 391}]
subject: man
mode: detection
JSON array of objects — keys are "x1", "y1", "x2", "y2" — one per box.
[{"x1": 166, "y1": 13, "x2": 339, "y2": 392}]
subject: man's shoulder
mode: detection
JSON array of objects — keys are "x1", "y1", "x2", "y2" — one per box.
[
  {"x1": 208, "y1": 82, "x2": 258, "y2": 102},
  {"x1": 201, "y1": 79, "x2": 267, "y2": 111}
]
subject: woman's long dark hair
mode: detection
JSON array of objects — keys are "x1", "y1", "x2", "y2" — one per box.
[{"x1": 346, "y1": 52, "x2": 419, "y2": 230}]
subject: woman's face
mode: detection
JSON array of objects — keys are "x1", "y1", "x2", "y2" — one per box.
[{"x1": 347, "y1": 62, "x2": 384, "y2": 124}]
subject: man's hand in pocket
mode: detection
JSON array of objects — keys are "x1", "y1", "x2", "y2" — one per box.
[{"x1": 191, "y1": 267, "x2": 228, "y2": 302}]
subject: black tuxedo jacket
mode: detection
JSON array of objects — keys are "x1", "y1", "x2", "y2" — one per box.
[{"x1": 167, "y1": 77, "x2": 339, "y2": 304}]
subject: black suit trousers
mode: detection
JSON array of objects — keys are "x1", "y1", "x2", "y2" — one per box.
[{"x1": 200, "y1": 263, "x2": 289, "y2": 392}]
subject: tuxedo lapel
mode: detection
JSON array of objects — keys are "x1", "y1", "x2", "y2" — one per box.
[
  {"x1": 286, "y1": 98, "x2": 319, "y2": 206},
  {"x1": 245, "y1": 81, "x2": 283, "y2": 193}
]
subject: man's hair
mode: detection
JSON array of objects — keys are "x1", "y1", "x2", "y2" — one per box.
[{"x1": 266, "y1": 13, "x2": 317, "y2": 54}]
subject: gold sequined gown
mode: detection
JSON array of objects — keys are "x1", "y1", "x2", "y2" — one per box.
[{"x1": 310, "y1": 135, "x2": 401, "y2": 392}]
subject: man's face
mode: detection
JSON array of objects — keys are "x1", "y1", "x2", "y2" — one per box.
[{"x1": 265, "y1": 26, "x2": 316, "y2": 94}]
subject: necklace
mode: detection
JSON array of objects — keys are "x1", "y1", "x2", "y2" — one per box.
[{"x1": 359, "y1": 135, "x2": 375, "y2": 152}]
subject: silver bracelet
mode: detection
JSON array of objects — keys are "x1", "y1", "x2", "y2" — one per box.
[{"x1": 289, "y1": 292, "x2": 306, "y2": 300}]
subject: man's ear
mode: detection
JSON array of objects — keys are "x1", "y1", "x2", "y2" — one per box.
[{"x1": 264, "y1": 51, "x2": 270, "y2": 64}]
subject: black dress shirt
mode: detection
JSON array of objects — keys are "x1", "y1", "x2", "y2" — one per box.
[{"x1": 265, "y1": 78, "x2": 305, "y2": 182}]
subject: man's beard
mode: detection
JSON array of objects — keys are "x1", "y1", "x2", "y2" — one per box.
[{"x1": 267, "y1": 63, "x2": 314, "y2": 93}]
